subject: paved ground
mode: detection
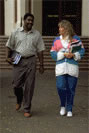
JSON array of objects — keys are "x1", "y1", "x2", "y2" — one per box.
[{"x1": 0, "y1": 69, "x2": 89, "y2": 133}]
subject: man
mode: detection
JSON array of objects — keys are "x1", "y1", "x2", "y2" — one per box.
[{"x1": 6, "y1": 13, "x2": 45, "y2": 117}]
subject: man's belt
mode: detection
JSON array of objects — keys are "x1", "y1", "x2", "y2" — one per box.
[{"x1": 22, "y1": 55, "x2": 35, "y2": 59}]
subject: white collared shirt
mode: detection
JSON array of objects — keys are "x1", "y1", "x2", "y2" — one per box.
[
  {"x1": 60, "y1": 35, "x2": 70, "y2": 49},
  {"x1": 6, "y1": 27, "x2": 45, "y2": 57}
]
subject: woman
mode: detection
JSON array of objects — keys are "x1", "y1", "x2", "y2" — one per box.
[{"x1": 50, "y1": 20, "x2": 85, "y2": 117}]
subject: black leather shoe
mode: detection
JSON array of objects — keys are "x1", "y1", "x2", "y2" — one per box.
[{"x1": 16, "y1": 104, "x2": 21, "y2": 110}]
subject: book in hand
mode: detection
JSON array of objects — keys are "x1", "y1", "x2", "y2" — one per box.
[
  {"x1": 70, "y1": 40, "x2": 81, "y2": 53},
  {"x1": 11, "y1": 51, "x2": 21, "y2": 64}
]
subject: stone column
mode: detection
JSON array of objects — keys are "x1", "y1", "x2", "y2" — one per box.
[
  {"x1": 4, "y1": 0, "x2": 26, "y2": 35},
  {"x1": 5, "y1": 0, "x2": 15, "y2": 35},
  {"x1": 16, "y1": 0, "x2": 25, "y2": 28}
]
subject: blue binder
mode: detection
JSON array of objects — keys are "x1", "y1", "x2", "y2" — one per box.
[{"x1": 11, "y1": 51, "x2": 21, "y2": 64}]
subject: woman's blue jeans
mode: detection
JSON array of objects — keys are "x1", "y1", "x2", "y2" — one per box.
[{"x1": 56, "y1": 74, "x2": 78, "y2": 112}]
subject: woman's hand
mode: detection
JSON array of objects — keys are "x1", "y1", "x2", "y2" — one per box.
[{"x1": 64, "y1": 52, "x2": 75, "y2": 58}]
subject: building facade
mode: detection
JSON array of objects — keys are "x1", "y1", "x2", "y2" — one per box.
[{"x1": 0, "y1": 0, "x2": 89, "y2": 36}]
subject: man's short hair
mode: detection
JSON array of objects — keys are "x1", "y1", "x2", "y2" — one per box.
[{"x1": 24, "y1": 13, "x2": 34, "y2": 20}]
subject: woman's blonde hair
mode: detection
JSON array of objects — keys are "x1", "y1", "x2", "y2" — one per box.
[{"x1": 58, "y1": 20, "x2": 75, "y2": 40}]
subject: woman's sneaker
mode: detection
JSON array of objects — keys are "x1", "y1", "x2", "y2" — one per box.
[
  {"x1": 67, "y1": 111, "x2": 72, "y2": 117},
  {"x1": 60, "y1": 107, "x2": 66, "y2": 116}
]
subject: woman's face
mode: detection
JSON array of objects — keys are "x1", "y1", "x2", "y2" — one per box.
[{"x1": 59, "y1": 26, "x2": 67, "y2": 36}]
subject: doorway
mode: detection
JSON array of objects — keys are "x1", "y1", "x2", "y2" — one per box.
[
  {"x1": 0, "y1": 0, "x2": 4, "y2": 35},
  {"x1": 42, "y1": 0, "x2": 82, "y2": 36}
]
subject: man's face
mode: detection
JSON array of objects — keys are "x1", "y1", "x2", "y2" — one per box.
[{"x1": 24, "y1": 16, "x2": 34, "y2": 31}]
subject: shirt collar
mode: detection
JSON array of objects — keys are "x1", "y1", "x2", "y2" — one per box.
[
  {"x1": 60, "y1": 35, "x2": 69, "y2": 41},
  {"x1": 19, "y1": 27, "x2": 34, "y2": 33},
  {"x1": 19, "y1": 27, "x2": 24, "y2": 31}
]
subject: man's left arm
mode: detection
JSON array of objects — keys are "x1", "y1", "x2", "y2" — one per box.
[
  {"x1": 37, "y1": 51, "x2": 44, "y2": 74},
  {"x1": 36, "y1": 33, "x2": 45, "y2": 74}
]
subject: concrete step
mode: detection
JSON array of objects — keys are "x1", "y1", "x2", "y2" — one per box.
[
  {"x1": 1, "y1": 61, "x2": 88, "y2": 67},
  {"x1": 0, "y1": 57, "x2": 88, "y2": 62},
  {"x1": 0, "y1": 36, "x2": 89, "y2": 71},
  {"x1": 0, "y1": 65, "x2": 88, "y2": 71}
]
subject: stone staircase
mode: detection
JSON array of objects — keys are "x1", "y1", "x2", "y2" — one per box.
[{"x1": 0, "y1": 36, "x2": 89, "y2": 71}]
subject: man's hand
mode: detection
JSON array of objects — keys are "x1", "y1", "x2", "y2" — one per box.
[
  {"x1": 37, "y1": 51, "x2": 44, "y2": 74},
  {"x1": 6, "y1": 57, "x2": 13, "y2": 65},
  {"x1": 39, "y1": 65, "x2": 44, "y2": 74},
  {"x1": 64, "y1": 52, "x2": 75, "y2": 58},
  {"x1": 6, "y1": 47, "x2": 13, "y2": 65}
]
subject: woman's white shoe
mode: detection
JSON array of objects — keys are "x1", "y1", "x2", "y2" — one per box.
[
  {"x1": 60, "y1": 107, "x2": 66, "y2": 116},
  {"x1": 67, "y1": 111, "x2": 72, "y2": 117}
]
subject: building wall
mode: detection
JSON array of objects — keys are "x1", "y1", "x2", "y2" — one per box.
[
  {"x1": 4, "y1": 0, "x2": 89, "y2": 36},
  {"x1": 82, "y1": 0, "x2": 89, "y2": 36},
  {"x1": 31, "y1": 0, "x2": 42, "y2": 34}
]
